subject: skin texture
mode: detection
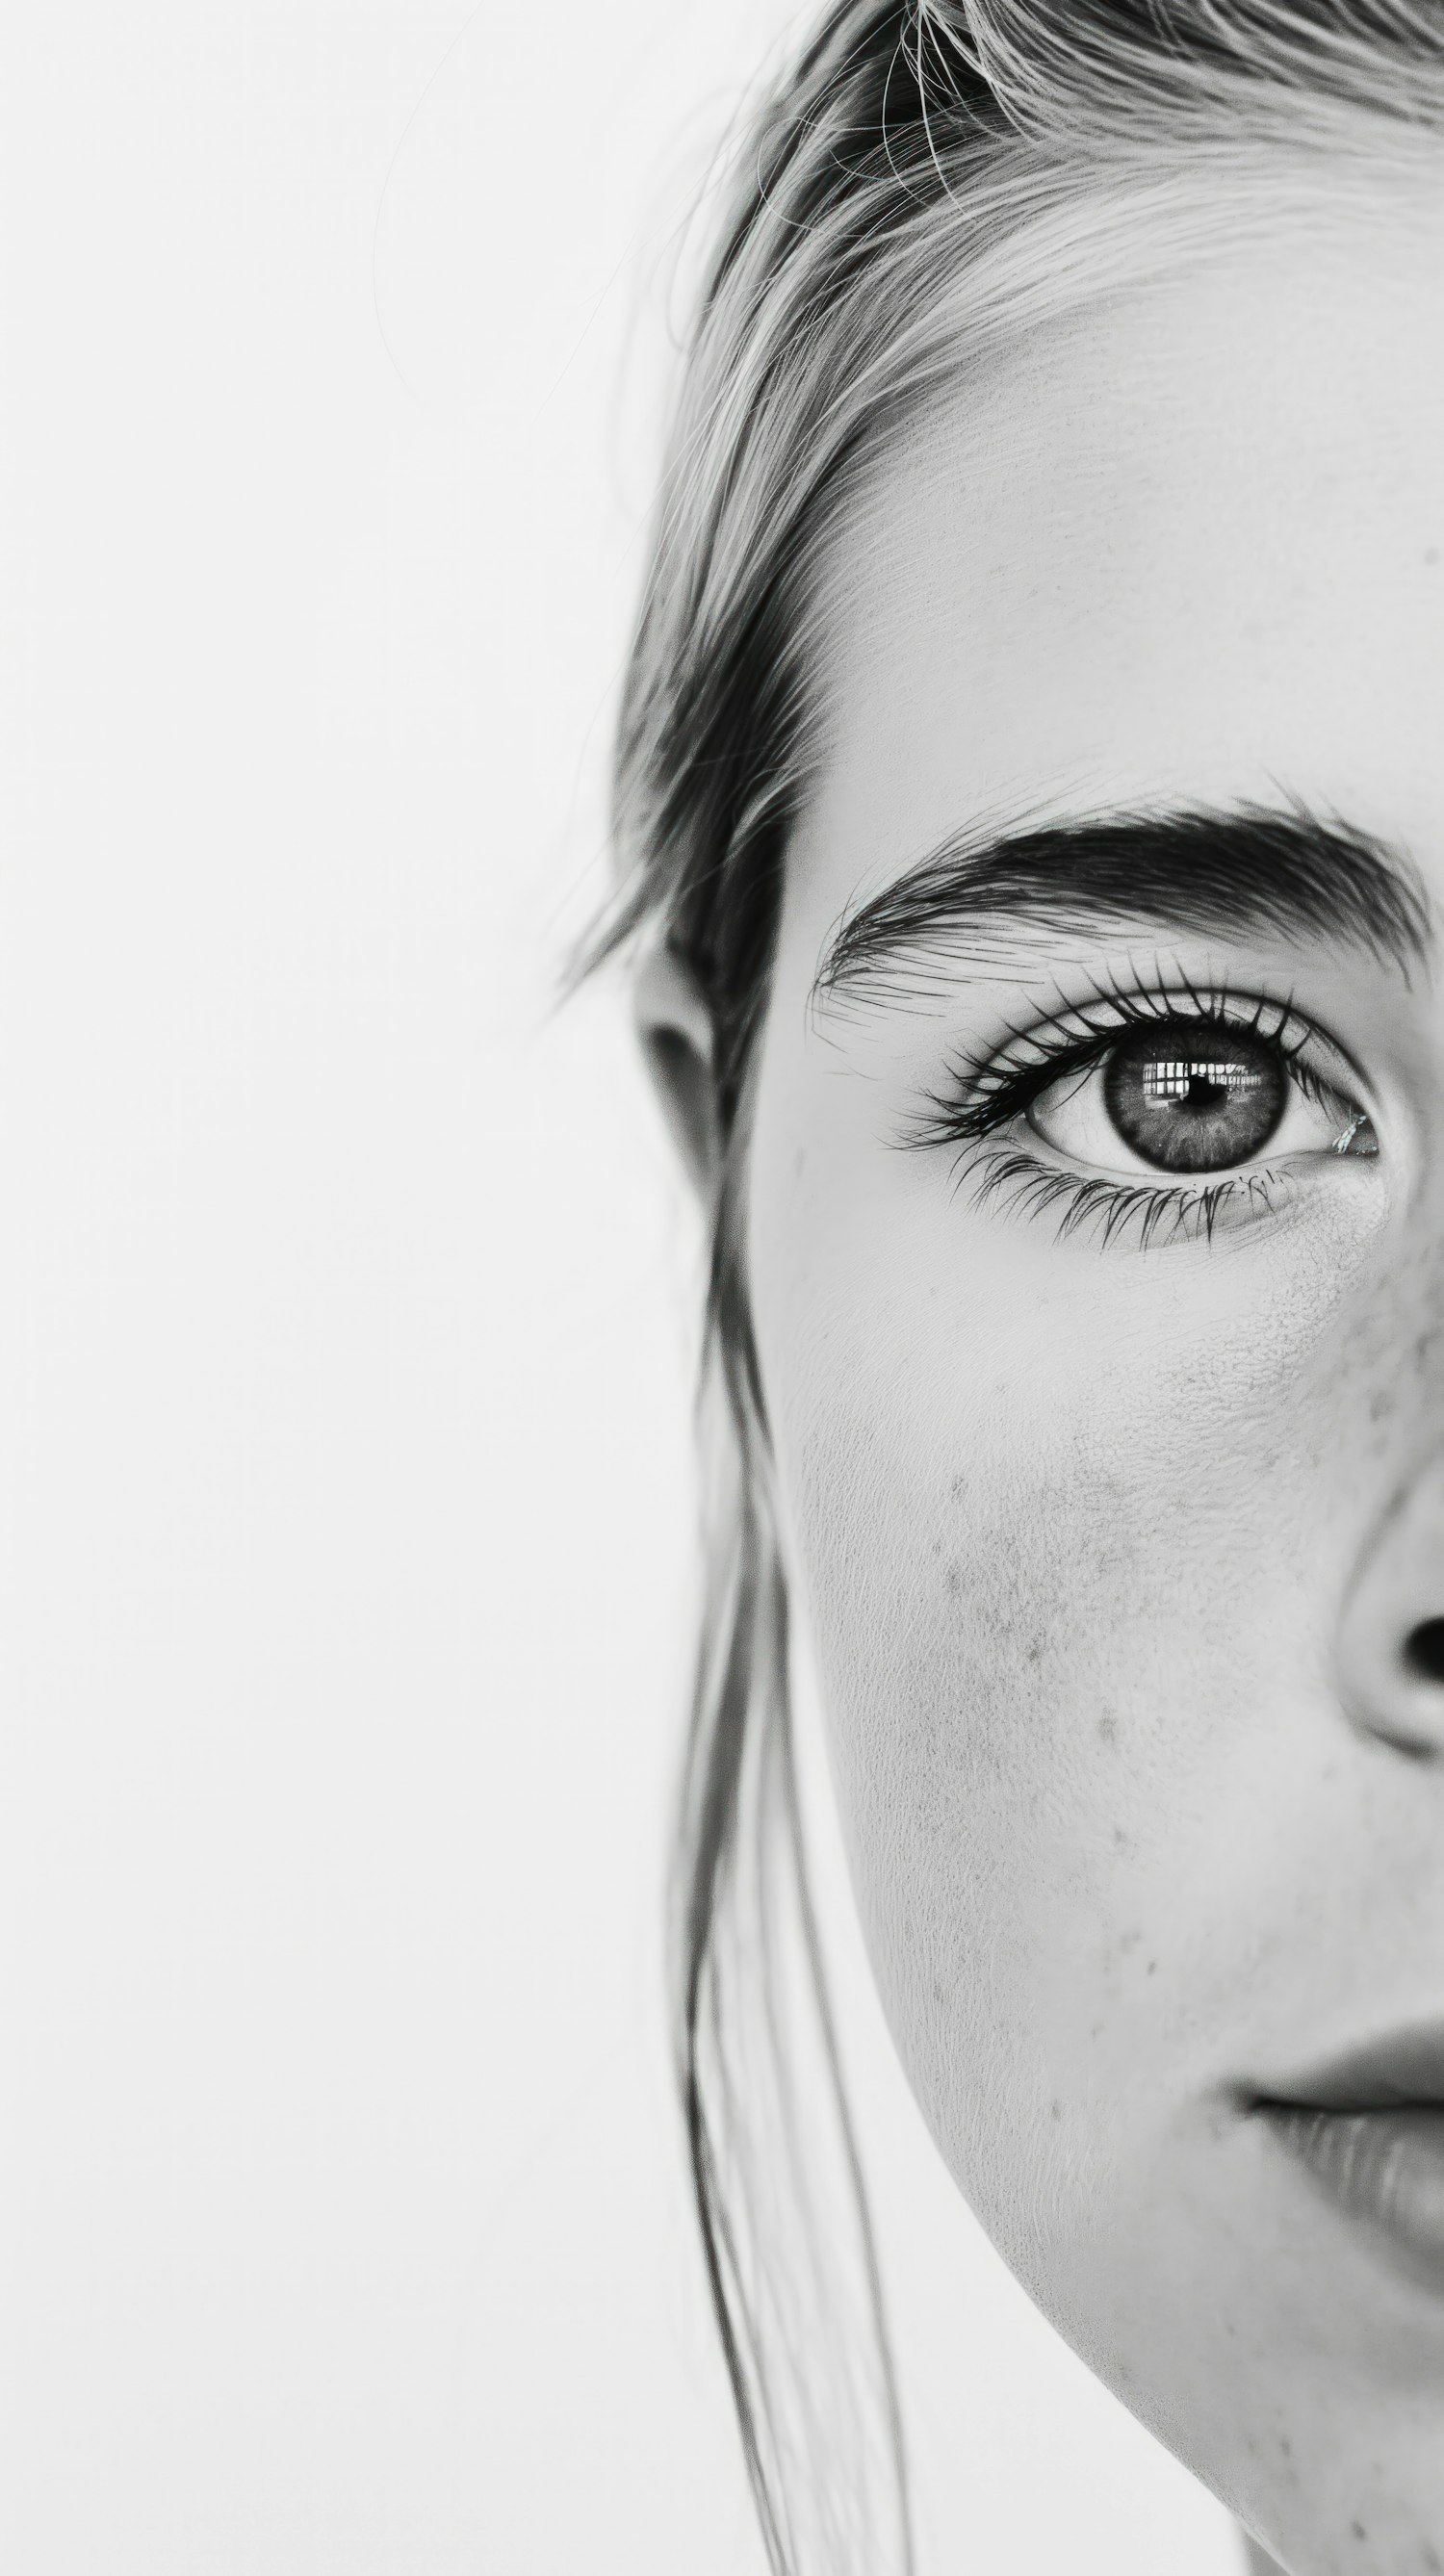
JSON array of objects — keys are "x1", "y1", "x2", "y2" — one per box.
[{"x1": 723, "y1": 176, "x2": 1444, "y2": 2575}]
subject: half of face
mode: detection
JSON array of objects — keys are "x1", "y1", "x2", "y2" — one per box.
[{"x1": 746, "y1": 168, "x2": 1444, "y2": 2576}]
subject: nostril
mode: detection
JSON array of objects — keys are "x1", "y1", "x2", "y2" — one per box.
[{"x1": 1402, "y1": 1617, "x2": 1444, "y2": 1685}]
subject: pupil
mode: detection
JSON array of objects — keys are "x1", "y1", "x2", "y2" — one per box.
[{"x1": 1102, "y1": 1027, "x2": 1286, "y2": 1173}]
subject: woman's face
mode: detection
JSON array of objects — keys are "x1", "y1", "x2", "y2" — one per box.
[{"x1": 745, "y1": 175, "x2": 1444, "y2": 2571}]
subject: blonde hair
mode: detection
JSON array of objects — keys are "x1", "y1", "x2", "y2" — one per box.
[{"x1": 588, "y1": 9, "x2": 1444, "y2": 2571}]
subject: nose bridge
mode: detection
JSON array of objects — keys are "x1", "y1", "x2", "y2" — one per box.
[
  {"x1": 1400, "y1": 1258, "x2": 1444, "y2": 1411},
  {"x1": 1338, "y1": 1202, "x2": 1444, "y2": 1455},
  {"x1": 1329, "y1": 1217, "x2": 1444, "y2": 1758}
]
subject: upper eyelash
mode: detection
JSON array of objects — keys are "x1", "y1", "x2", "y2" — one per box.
[{"x1": 906, "y1": 973, "x2": 1328, "y2": 1156}]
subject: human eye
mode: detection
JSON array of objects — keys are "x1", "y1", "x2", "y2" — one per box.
[{"x1": 909, "y1": 978, "x2": 1380, "y2": 1249}]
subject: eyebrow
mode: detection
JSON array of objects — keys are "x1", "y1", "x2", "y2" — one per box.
[{"x1": 811, "y1": 801, "x2": 1432, "y2": 1013}]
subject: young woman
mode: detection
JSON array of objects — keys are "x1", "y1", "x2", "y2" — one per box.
[{"x1": 591, "y1": 7, "x2": 1444, "y2": 2569}]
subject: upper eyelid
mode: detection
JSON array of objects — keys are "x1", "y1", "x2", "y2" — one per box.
[{"x1": 961, "y1": 981, "x2": 1354, "y2": 1098}]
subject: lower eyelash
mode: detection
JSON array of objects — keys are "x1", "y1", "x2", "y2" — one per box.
[{"x1": 963, "y1": 1147, "x2": 1292, "y2": 1250}]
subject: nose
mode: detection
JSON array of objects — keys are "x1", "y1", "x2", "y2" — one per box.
[{"x1": 1335, "y1": 1455, "x2": 1444, "y2": 1758}]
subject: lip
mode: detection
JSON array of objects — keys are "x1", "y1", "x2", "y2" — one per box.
[
  {"x1": 1249, "y1": 2022, "x2": 1444, "y2": 2297},
  {"x1": 1253, "y1": 2020, "x2": 1444, "y2": 2115}
]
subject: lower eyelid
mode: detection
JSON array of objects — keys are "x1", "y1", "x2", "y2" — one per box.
[{"x1": 946, "y1": 1069, "x2": 1379, "y2": 1249}]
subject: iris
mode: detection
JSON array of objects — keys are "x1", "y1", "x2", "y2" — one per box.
[{"x1": 1102, "y1": 1026, "x2": 1286, "y2": 1172}]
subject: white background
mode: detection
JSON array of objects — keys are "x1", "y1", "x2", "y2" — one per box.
[{"x1": 0, "y1": 5, "x2": 1246, "y2": 2569}]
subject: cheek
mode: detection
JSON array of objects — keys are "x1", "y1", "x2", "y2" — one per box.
[
  {"x1": 751, "y1": 1143, "x2": 1377, "y2": 2269},
  {"x1": 781, "y1": 1356, "x2": 1209, "y2": 2205}
]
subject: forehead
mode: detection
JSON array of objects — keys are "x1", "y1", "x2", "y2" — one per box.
[{"x1": 789, "y1": 169, "x2": 1444, "y2": 941}]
